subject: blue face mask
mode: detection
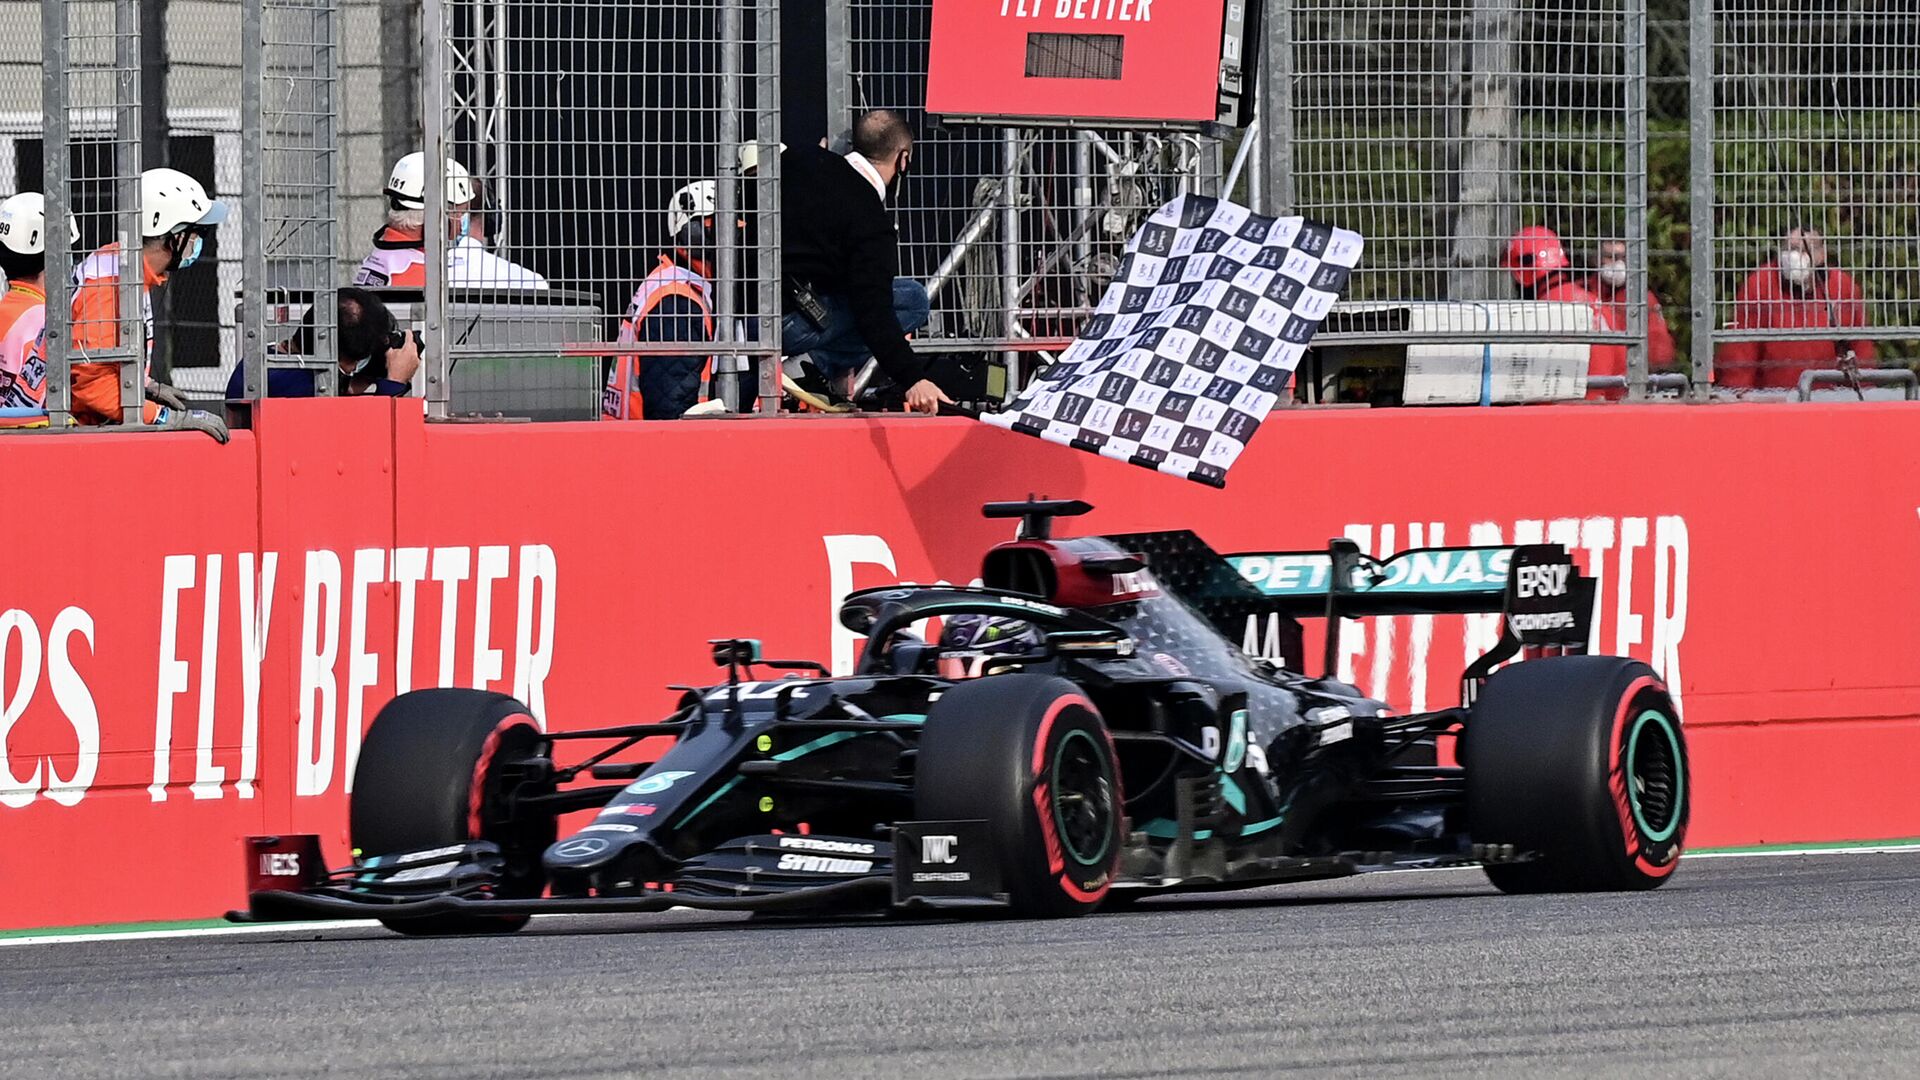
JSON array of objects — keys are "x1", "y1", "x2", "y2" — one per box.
[
  {"x1": 454, "y1": 212, "x2": 471, "y2": 243},
  {"x1": 177, "y1": 234, "x2": 204, "y2": 269}
]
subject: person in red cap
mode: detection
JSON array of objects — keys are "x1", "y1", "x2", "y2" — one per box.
[{"x1": 1502, "y1": 226, "x2": 1627, "y2": 401}]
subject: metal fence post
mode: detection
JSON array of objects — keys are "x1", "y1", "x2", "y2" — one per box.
[
  {"x1": 115, "y1": 0, "x2": 146, "y2": 421},
  {"x1": 421, "y1": 0, "x2": 449, "y2": 419},
  {"x1": 241, "y1": 0, "x2": 266, "y2": 401},
  {"x1": 1073, "y1": 133, "x2": 1095, "y2": 284},
  {"x1": 824, "y1": 0, "x2": 852, "y2": 139},
  {"x1": 1449, "y1": 0, "x2": 1514, "y2": 303},
  {"x1": 1265, "y1": 0, "x2": 1294, "y2": 216},
  {"x1": 240, "y1": 0, "x2": 340, "y2": 402},
  {"x1": 314, "y1": 0, "x2": 339, "y2": 379},
  {"x1": 714, "y1": 0, "x2": 741, "y2": 378},
  {"x1": 141, "y1": 0, "x2": 173, "y2": 381},
  {"x1": 999, "y1": 130, "x2": 1021, "y2": 394},
  {"x1": 1687, "y1": 0, "x2": 1714, "y2": 392},
  {"x1": 755, "y1": 0, "x2": 783, "y2": 412},
  {"x1": 1624, "y1": 0, "x2": 1649, "y2": 398},
  {"x1": 40, "y1": 0, "x2": 74, "y2": 427}
]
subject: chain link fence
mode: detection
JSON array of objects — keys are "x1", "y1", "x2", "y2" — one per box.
[
  {"x1": 1700, "y1": 0, "x2": 1920, "y2": 393},
  {"x1": 6, "y1": 0, "x2": 1920, "y2": 430},
  {"x1": 235, "y1": 0, "x2": 339, "y2": 397},
  {"x1": 840, "y1": 0, "x2": 1224, "y2": 387},
  {"x1": 414, "y1": 0, "x2": 783, "y2": 417},
  {"x1": 1280, "y1": 0, "x2": 1642, "y2": 316},
  {"x1": 40, "y1": 0, "x2": 149, "y2": 426}
]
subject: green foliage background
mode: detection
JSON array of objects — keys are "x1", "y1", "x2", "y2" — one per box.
[{"x1": 1276, "y1": 1, "x2": 1920, "y2": 369}]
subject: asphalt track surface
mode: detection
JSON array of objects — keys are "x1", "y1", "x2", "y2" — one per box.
[{"x1": 7, "y1": 853, "x2": 1920, "y2": 1080}]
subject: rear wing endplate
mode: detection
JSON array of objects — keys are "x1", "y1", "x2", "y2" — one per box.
[{"x1": 1226, "y1": 541, "x2": 1595, "y2": 681}]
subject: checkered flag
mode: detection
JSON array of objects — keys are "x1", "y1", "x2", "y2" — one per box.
[{"x1": 982, "y1": 194, "x2": 1362, "y2": 487}]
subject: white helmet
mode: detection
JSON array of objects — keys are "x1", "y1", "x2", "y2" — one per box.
[
  {"x1": 736, "y1": 142, "x2": 786, "y2": 176},
  {"x1": 665, "y1": 180, "x2": 717, "y2": 238},
  {"x1": 385, "y1": 152, "x2": 474, "y2": 210},
  {"x1": 140, "y1": 168, "x2": 228, "y2": 238},
  {"x1": 0, "y1": 192, "x2": 77, "y2": 256}
]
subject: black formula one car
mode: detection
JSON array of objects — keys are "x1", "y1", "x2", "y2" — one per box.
[{"x1": 233, "y1": 499, "x2": 1689, "y2": 934}]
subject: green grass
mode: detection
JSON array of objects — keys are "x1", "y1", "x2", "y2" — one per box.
[{"x1": 0, "y1": 917, "x2": 241, "y2": 940}]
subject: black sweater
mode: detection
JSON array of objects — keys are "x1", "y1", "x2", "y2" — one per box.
[{"x1": 779, "y1": 145, "x2": 924, "y2": 387}]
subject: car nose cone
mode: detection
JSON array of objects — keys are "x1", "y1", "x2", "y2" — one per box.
[
  {"x1": 544, "y1": 834, "x2": 626, "y2": 874},
  {"x1": 552, "y1": 837, "x2": 612, "y2": 859}
]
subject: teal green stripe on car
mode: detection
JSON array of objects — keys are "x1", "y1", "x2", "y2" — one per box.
[
  {"x1": 772, "y1": 732, "x2": 858, "y2": 761},
  {"x1": 1140, "y1": 818, "x2": 1213, "y2": 841},
  {"x1": 678, "y1": 725, "x2": 918, "y2": 828},
  {"x1": 674, "y1": 777, "x2": 741, "y2": 827},
  {"x1": 1220, "y1": 776, "x2": 1248, "y2": 815},
  {"x1": 1140, "y1": 814, "x2": 1281, "y2": 840}
]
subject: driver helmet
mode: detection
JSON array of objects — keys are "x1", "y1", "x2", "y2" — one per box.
[{"x1": 937, "y1": 613, "x2": 1041, "y2": 679}]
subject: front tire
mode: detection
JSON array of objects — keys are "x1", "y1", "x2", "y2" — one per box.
[
  {"x1": 351, "y1": 689, "x2": 556, "y2": 935},
  {"x1": 915, "y1": 675, "x2": 1123, "y2": 917},
  {"x1": 1465, "y1": 656, "x2": 1688, "y2": 893}
]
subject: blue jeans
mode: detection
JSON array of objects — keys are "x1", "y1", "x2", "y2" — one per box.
[{"x1": 781, "y1": 278, "x2": 930, "y2": 381}]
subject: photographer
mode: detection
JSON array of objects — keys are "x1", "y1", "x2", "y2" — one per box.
[{"x1": 223, "y1": 286, "x2": 420, "y2": 425}]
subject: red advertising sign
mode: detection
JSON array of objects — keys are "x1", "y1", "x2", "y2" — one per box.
[
  {"x1": 926, "y1": 0, "x2": 1229, "y2": 125},
  {"x1": 2, "y1": 399, "x2": 1918, "y2": 929}
]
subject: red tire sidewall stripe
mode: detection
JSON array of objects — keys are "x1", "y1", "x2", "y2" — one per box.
[
  {"x1": 467, "y1": 718, "x2": 529, "y2": 840},
  {"x1": 1607, "y1": 675, "x2": 1680, "y2": 879},
  {"x1": 1030, "y1": 692, "x2": 1113, "y2": 904}
]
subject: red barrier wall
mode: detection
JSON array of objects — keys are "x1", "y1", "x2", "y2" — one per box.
[{"x1": 3, "y1": 398, "x2": 1918, "y2": 929}]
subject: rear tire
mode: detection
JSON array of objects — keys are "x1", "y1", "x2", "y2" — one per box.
[
  {"x1": 915, "y1": 675, "x2": 1123, "y2": 917},
  {"x1": 1465, "y1": 656, "x2": 1688, "y2": 893},
  {"x1": 351, "y1": 689, "x2": 556, "y2": 935}
]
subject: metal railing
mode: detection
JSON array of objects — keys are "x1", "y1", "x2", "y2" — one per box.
[
  {"x1": 416, "y1": 0, "x2": 785, "y2": 417},
  {"x1": 237, "y1": 0, "x2": 339, "y2": 399},
  {"x1": 40, "y1": 0, "x2": 147, "y2": 429}
]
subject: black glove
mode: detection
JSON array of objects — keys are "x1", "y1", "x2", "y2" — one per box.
[
  {"x1": 145, "y1": 380, "x2": 189, "y2": 412},
  {"x1": 159, "y1": 406, "x2": 230, "y2": 444}
]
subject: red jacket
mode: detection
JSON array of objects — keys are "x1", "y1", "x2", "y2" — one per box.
[
  {"x1": 1714, "y1": 264, "x2": 1874, "y2": 389},
  {"x1": 1579, "y1": 277, "x2": 1678, "y2": 371},
  {"x1": 1536, "y1": 276, "x2": 1627, "y2": 401}
]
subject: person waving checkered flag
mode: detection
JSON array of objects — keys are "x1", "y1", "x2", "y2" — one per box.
[{"x1": 983, "y1": 193, "x2": 1362, "y2": 487}]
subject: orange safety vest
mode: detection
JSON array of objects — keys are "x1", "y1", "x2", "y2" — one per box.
[
  {"x1": 352, "y1": 226, "x2": 428, "y2": 288},
  {"x1": 602, "y1": 256, "x2": 715, "y2": 420},
  {"x1": 0, "y1": 281, "x2": 49, "y2": 427},
  {"x1": 68, "y1": 243, "x2": 163, "y2": 425}
]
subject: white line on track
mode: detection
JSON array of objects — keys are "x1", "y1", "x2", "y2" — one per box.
[
  {"x1": 0, "y1": 909, "x2": 689, "y2": 950},
  {"x1": 1682, "y1": 842, "x2": 1920, "y2": 860},
  {"x1": 0, "y1": 920, "x2": 371, "y2": 949},
  {"x1": 6, "y1": 845, "x2": 1918, "y2": 949}
]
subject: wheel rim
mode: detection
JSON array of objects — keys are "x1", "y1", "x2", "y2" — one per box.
[
  {"x1": 1625, "y1": 708, "x2": 1684, "y2": 842},
  {"x1": 1050, "y1": 728, "x2": 1116, "y2": 866}
]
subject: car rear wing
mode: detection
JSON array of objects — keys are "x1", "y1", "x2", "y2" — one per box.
[{"x1": 1224, "y1": 541, "x2": 1595, "y2": 683}]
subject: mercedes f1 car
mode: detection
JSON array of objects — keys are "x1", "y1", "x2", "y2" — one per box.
[{"x1": 232, "y1": 498, "x2": 1688, "y2": 934}]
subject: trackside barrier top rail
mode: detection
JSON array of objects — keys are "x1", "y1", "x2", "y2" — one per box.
[{"x1": 5, "y1": 0, "x2": 1918, "y2": 432}]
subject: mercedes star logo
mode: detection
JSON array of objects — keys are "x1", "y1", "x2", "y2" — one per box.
[{"x1": 553, "y1": 837, "x2": 611, "y2": 859}]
